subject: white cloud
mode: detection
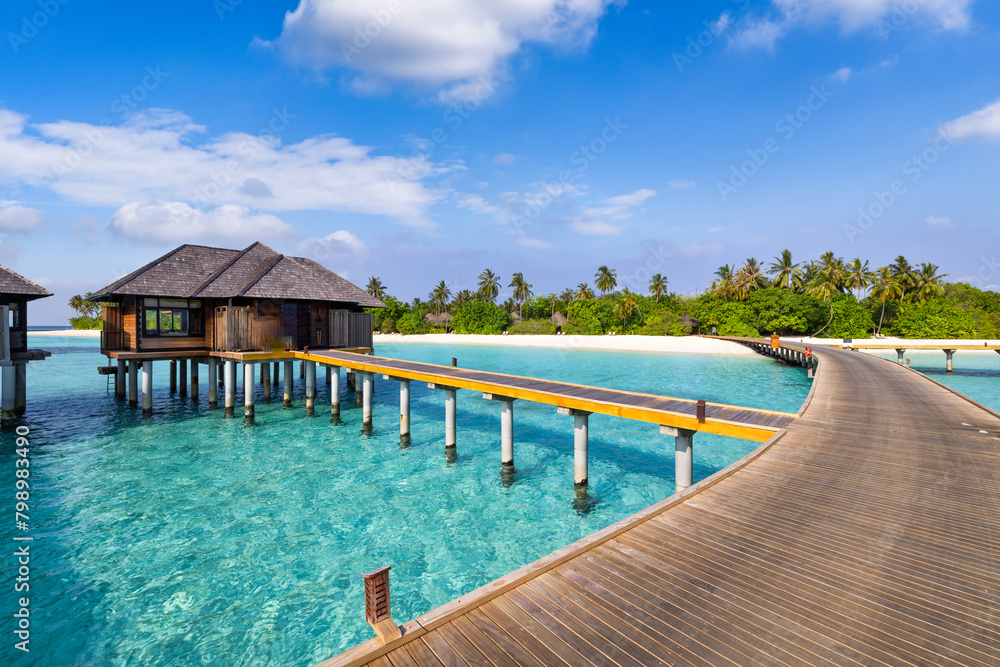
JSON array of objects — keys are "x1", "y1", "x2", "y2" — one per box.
[
  {"x1": 0, "y1": 107, "x2": 440, "y2": 228},
  {"x1": 0, "y1": 204, "x2": 43, "y2": 233},
  {"x1": 265, "y1": 0, "x2": 622, "y2": 100},
  {"x1": 516, "y1": 235, "x2": 554, "y2": 249},
  {"x1": 829, "y1": 66, "x2": 852, "y2": 82},
  {"x1": 494, "y1": 152, "x2": 518, "y2": 166},
  {"x1": 298, "y1": 229, "x2": 370, "y2": 263},
  {"x1": 731, "y1": 0, "x2": 971, "y2": 50},
  {"x1": 940, "y1": 98, "x2": 1000, "y2": 141},
  {"x1": 712, "y1": 11, "x2": 733, "y2": 35},
  {"x1": 924, "y1": 215, "x2": 954, "y2": 229},
  {"x1": 109, "y1": 201, "x2": 296, "y2": 246},
  {"x1": 668, "y1": 179, "x2": 696, "y2": 190},
  {"x1": 569, "y1": 188, "x2": 655, "y2": 236}
]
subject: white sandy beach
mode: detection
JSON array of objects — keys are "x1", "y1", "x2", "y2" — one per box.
[
  {"x1": 374, "y1": 334, "x2": 757, "y2": 355},
  {"x1": 29, "y1": 329, "x2": 101, "y2": 337}
]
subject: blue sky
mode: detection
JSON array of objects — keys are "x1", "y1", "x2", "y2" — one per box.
[{"x1": 1, "y1": 0, "x2": 999, "y2": 324}]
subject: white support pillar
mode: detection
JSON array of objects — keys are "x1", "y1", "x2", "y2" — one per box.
[
  {"x1": 1, "y1": 365, "x2": 15, "y2": 423},
  {"x1": 244, "y1": 362, "x2": 255, "y2": 424},
  {"x1": 190, "y1": 359, "x2": 199, "y2": 401},
  {"x1": 283, "y1": 360, "x2": 293, "y2": 407},
  {"x1": 484, "y1": 393, "x2": 516, "y2": 468},
  {"x1": 362, "y1": 372, "x2": 373, "y2": 433},
  {"x1": 330, "y1": 365, "x2": 341, "y2": 421},
  {"x1": 128, "y1": 360, "x2": 138, "y2": 406},
  {"x1": 141, "y1": 361, "x2": 153, "y2": 416},
  {"x1": 558, "y1": 407, "x2": 591, "y2": 487},
  {"x1": 944, "y1": 349, "x2": 956, "y2": 374},
  {"x1": 896, "y1": 348, "x2": 906, "y2": 364},
  {"x1": 207, "y1": 358, "x2": 218, "y2": 407},
  {"x1": 262, "y1": 362, "x2": 271, "y2": 402},
  {"x1": 662, "y1": 426, "x2": 695, "y2": 493},
  {"x1": 116, "y1": 359, "x2": 126, "y2": 400},
  {"x1": 14, "y1": 363, "x2": 26, "y2": 416},
  {"x1": 429, "y1": 382, "x2": 457, "y2": 452},
  {"x1": 224, "y1": 359, "x2": 235, "y2": 417},
  {"x1": 305, "y1": 360, "x2": 316, "y2": 415},
  {"x1": 383, "y1": 375, "x2": 410, "y2": 443}
]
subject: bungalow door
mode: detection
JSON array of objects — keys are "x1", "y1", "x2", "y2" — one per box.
[
  {"x1": 280, "y1": 303, "x2": 297, "y2": 348},
  {"x1": 296, "y1": 303, "x2": 310, "y2": 349}
]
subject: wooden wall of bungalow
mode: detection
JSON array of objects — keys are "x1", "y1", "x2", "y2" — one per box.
[
  {"x1": 1, "y1": 294, "x2": 31, "y2": 353},
  {"x1": 102, "y1": 296, "x2": 371, "y2": 354}
]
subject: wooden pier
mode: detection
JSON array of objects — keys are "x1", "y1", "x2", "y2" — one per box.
[{"x1": 318, "y1": 340, "x2": 1000, "y2": 667}]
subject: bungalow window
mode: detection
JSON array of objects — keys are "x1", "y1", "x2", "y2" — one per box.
[{"x1": 143, "y1": 298, "x2": 203, "y2": 336}]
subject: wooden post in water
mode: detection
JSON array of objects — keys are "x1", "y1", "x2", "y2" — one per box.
[
  {"x1": 262, "y1": 362, "x2": 271, "y2": 402},
  {"x1": 14, "y1": 363, "x2": 26, "y2": 416},
  {"x1": 272, "y1": 362, "x2": 279, "y2": 390},
  {"x1": 361, "y1": 566, "x2": 401, "y2": 644},
  {"x1": 244, "y1": 362, "x2": 255, "y2": 424},
  {"x1": 330, "y1": 365, "x2": 341, "y2": 421},
  {"x1": 224, "y1": 359, "x2": 235, "y2": 417},
  {"x1": 283, "y1": 360, "x2": 293, "y2": 407},
  {"x1": 362, "y1": 372, "x2": 373, "y2": 433},
  {"x1": 662, "y1": 425, "x2": 695, "y2": 492},
  {"x1": 326, "y1": 365, "x2": 332, "y2": 386},
  {"x1": 1, "y1": 365, "x2": 15, "y2": 423},
  {"x1": 128, "y1": 360, "x2": 138, "y2": 406},
  {"x1": 141, "y1": 361, "x2": 153, "y2": 416},
  {"x1": 354, "y1": 372, "x2": 363, "y2": 407},
  {"x1": 116, "y1": 359, "x2": 126, "y2": 400},
  {"x1": 305, "y1": 360, "x2": 316, "y2": 415},
  {"x1": 207, "y1": 358, "x2": 217, "y2": 406},
  {"x1": 178, "y1": 359, "x2": 187, "y2": 398},
  {"x1": 190, "y1": 359, "x2": 199, "y2": 400}
]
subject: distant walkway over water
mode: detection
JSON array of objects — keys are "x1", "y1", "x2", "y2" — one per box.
[{"x1": 321, "y1": 341, "x2": 1000, "y2": 667}]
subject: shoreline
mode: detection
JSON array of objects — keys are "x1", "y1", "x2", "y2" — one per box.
[{"x1": 29, "y1": 329, "x2": 101, "y2": 337}]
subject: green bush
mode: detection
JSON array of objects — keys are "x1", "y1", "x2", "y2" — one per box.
[
  {"x1": 887, "y1": 298, "x2": 978, "y2": 338},
  {"x1": 508, "y1": 319, "x2": 557, "y2": 335},
  {"x1": 633, "y1": 312, "x2": 693, "y2": 336},
  {"x1": 69, "y1": 316, "x2": 102, "y2": 330},
  {"x1": 395, "y1": 312, "x2": 431, "y2": 335},
  {"x1": 824, "y1": 295, "x2": 874, "y2": 338},
  {"x1": 452, "y1": 301, "x2": 511, "y2": 335},
  {"x1": 567, "y1": 299, "x2": 616, "y2": 334}
]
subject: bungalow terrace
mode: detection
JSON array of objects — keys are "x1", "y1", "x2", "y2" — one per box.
[
  {"x1": 0, "y1": 264, "x2": 52, "y2": 422},
  {"x1": 88, "y1": 242, "x2": 383, "y2": 414}
]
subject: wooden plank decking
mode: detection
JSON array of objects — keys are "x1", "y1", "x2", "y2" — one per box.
[{"x1": 319, "y1": 342, "x2": 1000, "y2": 667}]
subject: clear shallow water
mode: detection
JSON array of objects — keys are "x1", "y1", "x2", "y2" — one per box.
[{"x1": 4, "y1": 336, "x2": 817, "y2": 666}]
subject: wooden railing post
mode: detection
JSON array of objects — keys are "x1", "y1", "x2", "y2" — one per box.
[{"x1": 361, "y1": 566, "x2": 401, "y2": 644}]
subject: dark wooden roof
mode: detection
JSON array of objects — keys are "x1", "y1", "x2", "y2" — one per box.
[
  {"x1": 0, "y1": 265, "x2": 53, "y2": 300},
  {"x1": 90, "y1": 242, "x2": 384, "y2": 308}
]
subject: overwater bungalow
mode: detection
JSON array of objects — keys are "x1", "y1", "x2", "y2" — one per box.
[
  {"x1": 0, "y1": 264, "x2": 53, "y2": 422},
  {"x1": 91, "y1": 241, "x2": 383, "y2": 357}
]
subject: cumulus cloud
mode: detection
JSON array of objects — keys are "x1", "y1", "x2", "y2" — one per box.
[
  {"x1": 297, "y1": 229, "x2": 369, "y2": 263},
  {"x1": 109, "y1": 201, "x2": 296, "y2": 246},
  {"x1": 265, "y1": 0, "x2": 622, "y2": 100},
  {"x1": 0, "y1": 106, "x2": 440, "y2": 228},
  {"x1": 940, "y1": 97, "x2": 1000, "y2": 141},
  {"x1": 731, "y1": 0, "x2": 971, "y2": 50},
  {"x1": 0, "y1": 204, "x2": 43, "y2": 232}
]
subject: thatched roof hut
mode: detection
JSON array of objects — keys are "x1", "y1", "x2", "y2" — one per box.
[
  {"x1": 424, "y1": 312, "x2": 453, "y2": 327},
  {"x1": 549, "y1": 311, "x2": 568, "y2": 326}
]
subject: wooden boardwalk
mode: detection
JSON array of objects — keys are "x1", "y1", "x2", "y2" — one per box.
[
  {"x1": 260, "y1": 349, "x2": 797, "y2": 442},
  {"x1": 319, "y1": 342, "x2": 1000, "y2": 667}
]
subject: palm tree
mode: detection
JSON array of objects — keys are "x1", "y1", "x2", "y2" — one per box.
[
  {"x1": 844, "y1": 258, "x2": 870, "y2": 301},
  {"x1": 68, "y1": 294, "x2": 88, "y2": 316},
  {"x1": 806, "y1": 251, "x2": 846, "y2": 337},
  {"x1": 870, "y1": 266, "x2": 902, "y2": 335},
  {"x1": 365, "y1": 276, "x2": 386, "y2": 300},
  {"x1": 594, "y1": 266, "x2": 617, "y2": 296},
  {"x1": 574, "y1": 282, "x2": 594, "y2": 301},
  {"x1": 429, "y1": 280, "x2": 451, "y2": 315},
  {"x1": 453, "y1": 289, "x2": 475, "y2": 306},
  {"x1": 913, "y1": 263, "x2": 947, "y2": 302},
  {"x1": 768, "y1": 249, "x2": 803, "y2": 290},
  {"x1": 559, "y1": 288, "x2": 575, "y2": 305},
  {"x1": 890, "y1": 255, "x2": 916, "y2": 300},
  {"x1": 614, "y1": 288, "x2": 640, "y2": 330},
  {"x1": 713, "y1": 265, "x2": 735, "y2": 301},
  {"x1": 649, "y1": 273, "x2": 668, "y2": 302},
  {"x1": 477, "y1": 269, "x2": 501, "y2": 303},
  {"x1": 509, "y1": 272, "x2": 533, "y2": 318}
]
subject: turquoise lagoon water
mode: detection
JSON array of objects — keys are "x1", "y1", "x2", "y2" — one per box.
[{"x1": 4, "y1": 336, "x2": 813, "y2": 666}]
